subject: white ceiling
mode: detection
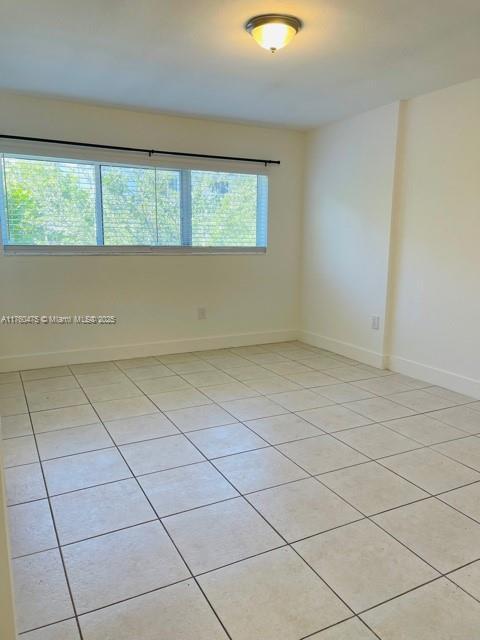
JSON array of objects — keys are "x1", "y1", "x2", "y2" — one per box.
[{"x1": 0, "y1": 0, "x2": 479, "y2": 128}]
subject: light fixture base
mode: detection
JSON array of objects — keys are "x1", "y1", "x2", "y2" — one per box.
[{"x1": 245, "y1": 14, "x2": 303, "y2": 53}]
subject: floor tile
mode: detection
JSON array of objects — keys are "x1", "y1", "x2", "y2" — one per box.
[
  {"x1": 0, "y1": 413, "x2": 32, "y2": 439},
  {"x1": 3, "y1": 434, "x2": 38, "y2": 467},
  {"x1": 63, "y1": 521, "x2": 189, "y2": 613},
  {"x1": 182, "y1": 370, "x2": 236, "y2": 387},
  {"x1": 84, "y1": 381, "x2": 141, "y2": 403},
  {"x1": 382, "y1": 414, "x2": 467, "y2": 445},
  {"x1": 353, "y1": 377, "x2": 416, "y2": 396},
  {"x1": 149, "y1": 388, "x2": 211, "y2": 411},
  {"x1": 373, "y1": 498, "x2": 480, "y2": 573},
  {"x1": 21, "y1": 366, "x2": 71, "y2": 381},
  {"x1": 12, "y1": 548, "x2": 74, "y2": 633},
  {"x1": 335, "y1": 424, "x2": 420, "y2": 458},
  {"x1": 248, "y1": 477, "x2": 361, "y2": 542},
  {"x1": 279, "y1": 435, "x2": 368, "y2": 475},
  {"x1": 327, "y1": 366, "x2": 375, "y2": 382},
  {"x1": 51, "y1": 478, "x2": 155, "y2": 544},
  {"x1": 24, "y1": 376, "x2": 79, "y2": 394},
  {"x1": 0, "y1": 381, "x2": 24, "y2": 399},
  {"x1": 297, "y1": 405, "x2": 371, "y2": 433},
  {"x1": 262, "y1": 361, "x2": 313, "y2": 376},
  {"x1": 124, "y1": 363, "x2": 173, "y2": 380},
  {"x1": 220, "y1": 396, "x2": 287, "y2": 421},
  {"x1": 139, "y1": 461, "x2": 238, "y2": 517},
  {"x1": 157, "y1": 352, "x2": 199, "y2": 364},
  {"x1": 321, "y1": 461, "x2": 427, "y2": 515},
  {"x1": 187, "y1": 423, "x2": 266, "y2": 458},
  {"x1": 433, "y1": 436, "x2": 480, "y2": 471},
  {"x1": 267, "y1": 389, "x2": 333, "y2": 411},
  {"x1": 77, "y1": 371, "x2": 129, "y2": 388},
  {"x1": 93, "y1": 396, "x2": 159, "y2": 421},
  {"x1": 167, "y1": 360, "x2": 215, "y2": 374},
  {"x1": 212, "y1": 447, "x2": 307, "y2": 493},
  {"x1": 439, "y1": 481, "x2": 480, "y2": 521},
  {"x1": 387, "y1": 389, "x2": 459, "y2": 412},
  {"x1": 43, "y1": 448, "x2": 131, "y2": 495},
  {"x1": 449, "y1": 560, "x2": 480, "y2": 600},
  {"x1": 245, "y1": 376, "x2": 301, "y2": 394},
  {"x1": 31, "y1": 404, "x2": 98, "y2": 434},
  {"x1": 8, "y1": 499, "x2": 57, "y2": 557},
  {"x1": 166, "y1": 404, "x2": 237, "y2": 432},
  {"x1": 243, "y1": 352, "x2": 288, "y2": 365},
  {"x1": 224, "y1": 364, "x2": 273, "y2": 381},
  {"x1": 104, "y1": 412, "x2": 179, "y2": 445},
  {"x1": 199, "y1": 547, "x2": 350, "y2": 640},
  {"x1": 163, "y1": 497, "x2": 283, "y2": 574},
  {"x1": 0, "y1": 371, "x2": 21, "y2": 384},
  {"x1": 27, "y1": 388, "x2": 88, "y2": 412},
  {"x1": 79, "y1": 579, "x2": 229, "y2": 640},
  {"x1": 429, "y1": 406, "x2": 480, "y2": 434},
  {"x1": 20, "y1": 619, "x2": 80, "y2": 640},
  {"x1": 4, "y1": 462, "x2": 47, "y2": 505},
  {"x1": 294, "y1": 356, "x2": 345, "y2": 371},
  {"x1": 309, "y1": 619, "x2": 377, "y2": 639},
  {"x1": 115, "y1": 356, "x2": 160, "y2": 370},
  {"x1": 37, "y1": 423, "x2": 113, "y2": 460},
  {"x1": 380, "y1": 448, "x2": 480, "y2": 493},
  {"x1": 201, "y1": 382, "x2": 259, "y2": 402},
  {"x1": 283, "y1": 371, "x2": 339, "y2": 388},
  {"x1": 316, "y1": 383, "x2": 375, "y2": 403},
  {"x1": 380, "y1": 373, "x2": 431, "y2": 390},
  {"x1": 295, "y1": 519, "x2": 438, "y2": 612},
  {"x1": 137, "y1": 375, "x2": 192, "y2": 394},
  {"x1": 120, "y1": 434, "x2": 205, "y2": 475},
  {"x1": 0, "y1": 395, "x2": 28, "y2": 416},
  {"x1": 361, "y1": 578, "x2": 480, "y2": 639},
  {"x1": 70, "y1": 361, "x2": 117, "y2": 375},
  {"x1": 245, "y1": 413, "x2": 322, "y2": 444},
  {"x1": 424, "y1": 386, "x2": 476, "y2": 405},
  {"x1": 345, "y1": 397, "x2": 416, "y2": 422}
]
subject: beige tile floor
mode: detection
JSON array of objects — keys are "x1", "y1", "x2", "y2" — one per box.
[{"x1": 1, "y1": 341, "x2": 480, "y2": 639}]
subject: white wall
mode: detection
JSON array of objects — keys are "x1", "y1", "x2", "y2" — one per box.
[
  {"x1": 302, "y1": 78, "x2": 480, "y2": 397},
  {"x1": 387, "y1": 79, "x2": 480, "y2": 395},
  {"x1": 301, "y1": 103, "x2": 400, "y2": 367},
  {"x1": 0, "y1": 93, "x2": 305, "y2": 371}
]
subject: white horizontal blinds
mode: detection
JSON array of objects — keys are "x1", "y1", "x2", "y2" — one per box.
[
  {"x1": 3, "y1": 155, "x2": 96, "y2": 245},
  {"x1": 101, "y1": 165, "x2": 156, "y2": 245},
  {"x1": 156, "y1": 169, "x2": 181, "y2": 245},
  {"x1": 0, "y1": 152, "x2": 269, "y2": 248},
  {"x1": 191, "y1": 170, "x2": 259, "y2": 247}
]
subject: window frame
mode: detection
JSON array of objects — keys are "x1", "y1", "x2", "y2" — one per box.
[{"x1": 0, "y1": 146, "x2": 269, "y2": 256}]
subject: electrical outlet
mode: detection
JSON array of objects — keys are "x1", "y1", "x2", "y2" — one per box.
[
  {"x1": 197, "y1": 307, "x2": 207, "y2": 320},
  {"x1": 371, "y1": 315, "x2": 380, "y2": 330}
]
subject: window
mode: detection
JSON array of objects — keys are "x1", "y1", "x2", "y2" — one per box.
[{"x1": 0, "y1": 152, "x2": 268, "y2": 253}]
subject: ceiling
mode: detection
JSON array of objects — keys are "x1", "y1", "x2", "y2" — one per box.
[{"x1": 0, "y1": 0, "x2": 479, "y2": 128}]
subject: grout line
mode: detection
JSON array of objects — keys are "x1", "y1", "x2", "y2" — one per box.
[
  {"x1": 67, "y1": 364, "x2": 234, "y2": 640},
  {"x1": 18, "y1": 373, "x2": 85, "y2": 640},
  {"x1": 4, "y1": 343, "x2": 480, "y2": 638}
]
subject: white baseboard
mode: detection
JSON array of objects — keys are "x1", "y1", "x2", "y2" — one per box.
[
  {"x1": 387, "y1": 355, "x2": 480, "y2": 400},
  {"x1": 0, "y1": 329, "x2": 298, "y2": 372},
  {"x1": 299, "y1": 331, "x2": 386, "y2": 369}
]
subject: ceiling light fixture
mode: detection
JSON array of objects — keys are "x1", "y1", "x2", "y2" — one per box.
[{"x1": 245, "y1": 14, "x2": 302, "y2": 54}]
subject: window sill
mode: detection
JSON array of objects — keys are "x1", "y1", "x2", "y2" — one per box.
[{"x1": 2, "y1": 245, "x2": 267, "y2": 256}]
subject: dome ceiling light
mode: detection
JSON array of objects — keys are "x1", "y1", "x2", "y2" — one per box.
[{"x1": 245, "y1": 14, "x2": 303, "y2": 54}]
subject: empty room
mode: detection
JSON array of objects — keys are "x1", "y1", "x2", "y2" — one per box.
[{"x1": 1, "y1": 2, "x2": 480, "y2": 639}]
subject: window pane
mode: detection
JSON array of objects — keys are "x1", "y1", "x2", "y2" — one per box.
[
  {"x1": 3, "y1": 156, "x2": 96, "y2": 245},
  {"x1": 190, "y1": 171, "x2": 260, "y2": 247},
  {"x1": 101, "y1": 165, "x2": 157, "y2": 245},
  {"x1": 156, "y1": 169, "x2": 181, "y2": 245}
]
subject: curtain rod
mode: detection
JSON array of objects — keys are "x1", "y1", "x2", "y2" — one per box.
[{"x1": 0, "y1": 134, "x2": 280, "y2": 166}]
